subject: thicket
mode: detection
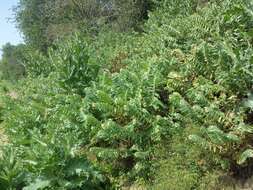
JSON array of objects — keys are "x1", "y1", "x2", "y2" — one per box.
[
  {"x1": 14, "y1": 0, "x2": 153, "y2": 51},
  {"x1": 0, "y1": 0, "x2": 253, "y2": 189},
  {"x1": 0, "y1": 0, "x2": 153, "y2": 82},
  {"x1": 0, "y1": 43, "x2": 27, "y2": 81}
]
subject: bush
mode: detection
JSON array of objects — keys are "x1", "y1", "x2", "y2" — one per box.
[{"x1": 1, "y1": 0, "x2": 253, "y2": 189}]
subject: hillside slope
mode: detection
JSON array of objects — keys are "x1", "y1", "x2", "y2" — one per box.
[{"x1": 0, "y1": 0, "x2": 253, "y2": 189}]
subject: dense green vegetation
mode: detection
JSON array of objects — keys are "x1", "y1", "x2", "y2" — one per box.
[
  {"x1": 0, "y1": 0, "x2": 253, "y2": 189},
  {"x1": 14, "y1": 0, "x2": 153, "y2": 51},
  {"x1": 0, "y1": 43, "x2": 27, "y2": 81}
]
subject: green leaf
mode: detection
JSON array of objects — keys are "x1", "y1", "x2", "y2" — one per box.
[
  {"x1": 237, "y1": 149, "x2": 253, "y2": 165},
  {"x1": 206, "y1": 126, "x2": 225, "y2": 145},
  {"x1": 243, "y1": 93, "x2": 253, "y2": 109},
  {"x1": 235, "y1": 123, "x2": 253, "y2": 133},
  {"x1": 188, "y1": 135, "x2": 208, "y2": 147},
  {"x1": 134, "y1": 151, "x2": 150, "y2": 159},
  {"x1": 225, "y1": 133, "x2": 240, "y2": 142},
  {"x1": 23, "y1": 178, "x2": 51, "y2": 190}
]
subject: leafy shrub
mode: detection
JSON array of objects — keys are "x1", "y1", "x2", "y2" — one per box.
[
  {"x1": 51, "y1": 35, "x2": 101, "y2": 95},
  {"x1": 1, "y1": 0, "x2": 253, "y2": 189},
  {"x1": 0, "y1": 43, "x2": 26, "y2": 81},
  {"x1": 0, "y1": 76, "x2": 113, "y2": 189},
  {"x1": 23, "y1": 49, "x2": 53, "y2": 78}
]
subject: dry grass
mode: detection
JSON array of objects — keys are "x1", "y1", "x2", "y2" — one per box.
[
  {"x1": 122, "y1": 184, "x2": 147, "y2": 190},
  {"x1": 0, "y1": 127, "x2": 8, "y2": 143},
  {"x1": 0, "y1": 127, "x2": 8, "y2": 158}
]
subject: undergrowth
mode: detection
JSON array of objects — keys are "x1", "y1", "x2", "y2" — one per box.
[{"x1": 0, "y1": 0, "x2": 253, "y2": 189}]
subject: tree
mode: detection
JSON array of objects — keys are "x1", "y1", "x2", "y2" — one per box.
[
  {"x1": 14, "y1": 0, "x2": 153, "y2": 51},
  {"x1": 0, "y1": 43, "x2": 27, "y2": 81},
  {"x1": 14, "y1": 0, "x2": 51, "y2": 51}
]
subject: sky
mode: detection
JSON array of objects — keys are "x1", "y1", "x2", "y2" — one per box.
[{"x1": 0, "y1": 0, "x2": 23, "y2": 56}]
